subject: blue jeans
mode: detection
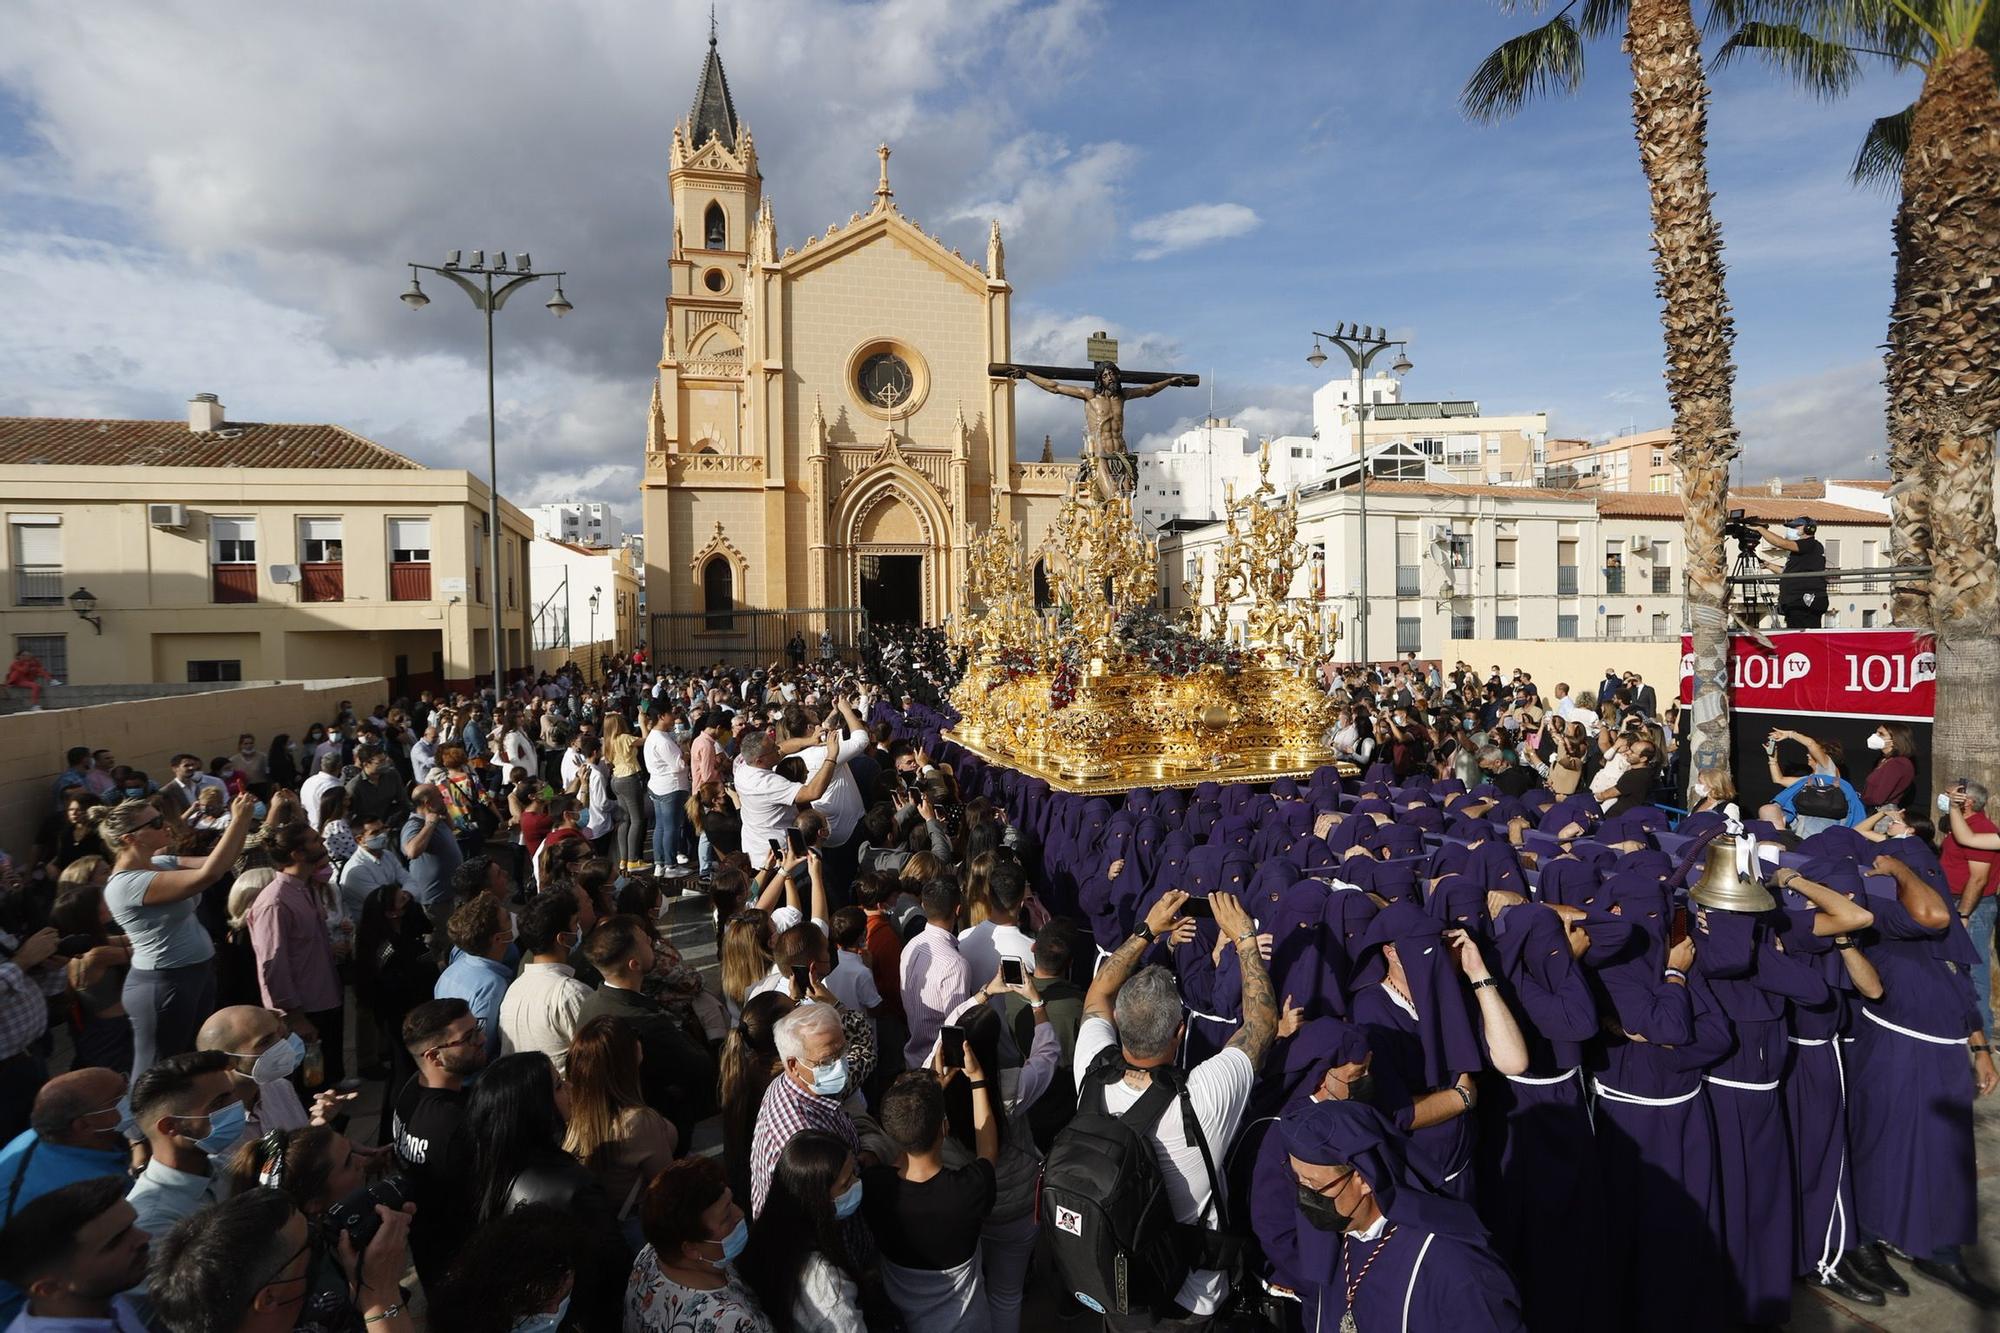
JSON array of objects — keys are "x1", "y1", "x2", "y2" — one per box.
[
  {"x1": 699, "y1": 830, "x2": 716, "y2": 876},
  {"x1": 1968, "y1": 896, "x2": 1997, "y2": 1038},
  {"x1": 651, "y1": 790, "x2": 687, "y2": 867}
]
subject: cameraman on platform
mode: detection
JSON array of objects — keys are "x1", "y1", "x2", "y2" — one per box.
[{"x1": 1757, "y1": 515, "x2": 1828, "y2": 628}]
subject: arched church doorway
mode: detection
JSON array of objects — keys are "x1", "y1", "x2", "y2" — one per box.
[{"x1": 860, "y1": 555, "x2": 924, "y2": 626}]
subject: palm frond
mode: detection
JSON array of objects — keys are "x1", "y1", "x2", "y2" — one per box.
[
  {"x1": 1715, "y1": 20, "x2": 1867, "y2": 94},
  {"x1": 1851, "y1": 102, "x2": 1914, "y2": 186},
  {"x1": 1577, "y1": 0, "x2": 1630, "y2": 38},
  {"x1": 1461, "y1": 14, "x2": 1589, "y2": 121}
]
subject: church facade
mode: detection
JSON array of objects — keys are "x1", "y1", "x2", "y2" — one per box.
[{"x1": 640, "y1": 34, "x2": 1069, "y2": 655}]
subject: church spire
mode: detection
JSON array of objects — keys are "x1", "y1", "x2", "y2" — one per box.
[{"x1": 688, "y1": 13, "x2": 740, "y2": 151}]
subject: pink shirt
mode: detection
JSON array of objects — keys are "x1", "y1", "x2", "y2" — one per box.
[
  {"x1": 691, "y1": 731, "x2": 725, "y2": 790},
  {"x1": 898, "y1": 923, "x2": 971, "y2": 1067},
  {"x1": 246, "y1": 872, "x2": 342, "y2": 1014}
]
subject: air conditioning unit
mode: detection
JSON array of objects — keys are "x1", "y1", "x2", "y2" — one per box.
[
  {"x1": 1629, "y1": 535, "x2": 1652, "y2": 553},
  {"x1": 269, "y1": 564, "x2": 301, "y2": 585},
  {"x1": 148, "y1": 503, "x2": 189, "y2": 529}
]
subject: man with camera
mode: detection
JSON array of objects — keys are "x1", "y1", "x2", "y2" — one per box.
[{"x1": 1756, "y1": 515, "x2": 1829, "y2": 628}]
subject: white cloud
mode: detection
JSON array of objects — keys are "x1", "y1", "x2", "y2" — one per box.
[
  {"x1": 1737, "y1": 361, "x2": 1887, "y2": 482},
  {"x1": 0, "y1": 0, "x2": 1116, "y2": 513},
  {"x1": 1128, "y1": 202, "x2": 1260, "y2": 260}
]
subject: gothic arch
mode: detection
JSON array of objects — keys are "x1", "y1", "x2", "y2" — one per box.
[
  {"x1": 690, "y1": 522, "x2": 747, "y2": 630},
  {"x1": 829, "y1": 465, "x2": 949, "y2": 552},
  {"x1": 704, "y1": 201, "x2": 727, "y2": 250}
]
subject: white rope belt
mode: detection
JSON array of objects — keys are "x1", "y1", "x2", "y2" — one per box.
[
  {"x1": 1505, "y1": 1067, "x2": 1580, "y2": 1087},
  {"x1": 1861, "y1": 1006, "x2": 1965, "y2": 1046},
  {"x1": 1183, "y1": 1006, "x2": 1239, "y2": 1027},
  {"x1": 1590, "y1": 1078, "x2": 1700, "y2": 1107},
  {"x1": 1787, "y1": 1036, "x2": 1830, "y2": 1046},
  {"x1": 1704, "y1": 1075, "x2": 1781, "y2": 1092}
]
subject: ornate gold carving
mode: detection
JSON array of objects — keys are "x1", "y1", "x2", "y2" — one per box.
[{"x1": 947, "y1": 448, "x2": 1345, "y2": 791}]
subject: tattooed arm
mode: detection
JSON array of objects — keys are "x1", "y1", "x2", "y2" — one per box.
[
  {"x1": 1211, "y1": 892, "x2": 1278, "y2": 1069},
  {"x1": 1084, "y1": 888, "x2": 1187, "y2": 1026}
]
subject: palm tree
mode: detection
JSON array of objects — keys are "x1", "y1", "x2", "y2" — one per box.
[
  {"x1": 1464, "y1": 0, "x2": 1742, "y2": 793},
  {"x1": 1716, "y1": 3, "x2": 1999, "y2": 626},
  {"x1": 1721, "y1": 0, "x2": 2000, "y2": 809}
]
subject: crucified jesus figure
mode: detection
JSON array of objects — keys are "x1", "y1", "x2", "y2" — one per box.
[{"x1": 997, "y1": 360, "x2": 1198, "y2": 503}]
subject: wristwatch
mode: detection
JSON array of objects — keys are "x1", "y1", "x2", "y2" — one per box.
[
  {"x1": 1470, "y1": 977, "x2": 1500, "y2": 991},
  {"x1": 1133, "y1": 923, "x2": 1156, "y2": 944}
]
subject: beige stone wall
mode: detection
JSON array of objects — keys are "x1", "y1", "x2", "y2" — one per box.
[{"x1": 0, "y1": 677, "x2": 383, "y2": 855}]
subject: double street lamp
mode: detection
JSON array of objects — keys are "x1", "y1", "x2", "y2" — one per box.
[
  {"x1": 401, "y1": 250, "x2": 572, "y2": 705},
  {"x1": 1307, "y1": 326, "x2": 1413, "y2": 665}
]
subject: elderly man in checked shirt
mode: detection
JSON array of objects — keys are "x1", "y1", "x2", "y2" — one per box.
[{"x1": 0, "y1": 922, "x2": 72, "y2": 1139}]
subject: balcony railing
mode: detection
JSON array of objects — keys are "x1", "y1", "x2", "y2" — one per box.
[
  {"x1": 1652, "y1": 567, "x2": 1673, "y2": 595},
  {"x1": 300, "y1": 562, "x2": 344, "y2": 602},
  {"x1": 1394, "y1": 565, "x2": 1420, "y2": 597},
  {"x1": 13, "y1": 565, "x2": 61, "y2": 606},
  {"x1": 389, "y1": 562, "x2": 432, "y2": 602},
  {"x1": 1556, "y1": 566, "x2": 1578, "y2": 596},
  {"x1": 212, "y1": 564, "x2": 256, "y2": 604},
  {"x1": 1603, "y1": 566, "x2": 1625, "y2": 595}
]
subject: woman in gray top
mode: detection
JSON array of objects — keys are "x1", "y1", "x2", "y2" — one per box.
[{"x1": 96, "y1": 792, "x2": 258, "y2": 1075}]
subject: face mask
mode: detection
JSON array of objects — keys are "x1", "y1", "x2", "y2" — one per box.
[
  {"x1": 1866, "y1": 733, "x2": 1887, "y2": 752},
  {"x1": 251, "y1": 801, "x2": 268, "y2": 820},
  {"x1": 311, "y1": 862, "x2": 334, "y2": 884},
  {"x1": 1938, "y1": 793, "x2": 1954, "y2": 813},
  {"x1": 1296, "y1": 1182, "x2": 1354, "y2": 1233},
  {"x1": 511, "y1": 1295, "x2": 571, "y2": 1333},
  {"x1": 807, "y1": 1055, "x2": 850, "y2": 1098},
  {"x1": 1693, "y1": 781, "x2": 1710, "y2": 800},
  {"x1": 178, "y1": 1099, "x2": 249, "y2": 1156},
  {"x1": 365, "y1": 833, "x2": 388, "y2": 851},
  {"x1": 125, "y1": 787, "x2": 145, "y2": 799},
  {"x1": 235, "y1": 1032, "x2": 306, "y2": 1085},
  {"x1": 714, "y1": 1216, "x2": 750, "y2": 1264},
  {"x1": 1333, "y1": 1073, "x2": 1378, "y2": 1107},
  {"x1": 834, "y1": 1179, "x2": 864, "y2": 1220}
]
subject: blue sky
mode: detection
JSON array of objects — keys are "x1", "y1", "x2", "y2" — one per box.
[{"x1": 0, "y1": 0, "x2": 1918, "y2": 511}]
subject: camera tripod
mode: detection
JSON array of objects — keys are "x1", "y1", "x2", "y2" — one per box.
[{"x1": 1729, "y1": 536, "x2": 1773, "y2": 621}]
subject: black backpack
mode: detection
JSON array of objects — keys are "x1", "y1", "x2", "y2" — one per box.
[{"x1": 1040, "y1": 1046, "x2": 1241, "y2": 1316}]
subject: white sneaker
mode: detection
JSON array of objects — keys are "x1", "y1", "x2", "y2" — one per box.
[{"x1": 654, "y1": 862, "x2": 667, "y2": 876}]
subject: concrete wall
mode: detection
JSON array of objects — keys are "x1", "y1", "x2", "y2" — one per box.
[
  {"x1": 0, "y1": 676, "x2": 383, "y2": 856},
  {"x1": 527, "y1": 639, "x2": 614, "y2": 681},
  {"x1": 1447, "y1": 638, "x2": 1682, "y2": 705}
]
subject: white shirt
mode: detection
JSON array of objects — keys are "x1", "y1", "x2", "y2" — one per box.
[
  {"x1": 793, "y1": 732, "x2": 871, "y2": 846},
  {"x1": 4, "y1": 1293, "x2": 151, "y2": 1332},
  {"x1": 957, "y1": 919, "x2": 1034, "y2": 991},
  {"x1": 499, "y1": 961, "x2": 593, "y2": 1073},
  {"x1": 583, "y1": 763, "x2": 615, "y2": 839},
  {"x1": 410, "y1": 737, "x2": 439, "y2": 777},
  {"x1": 299, "y1": 772, "x2": 340, "y2": 831},
  {"x1": 560, "y1": 746, "x2": 586, "y2": 789},
  {"x1": 1072, "y1": 1016, "x2": 1254, "y2": 1315},
  {"x1": 644, "y1": 728, "x2": 689, "y2": 796},
  {"x1": 503, "y1": 728, "x2": 538, "y2": 779},
  {"x1": 336, "y1": 844, "x2": 404, "y2": 921},
  {"x1": 735, "y1": 757, "x2": 805, "y2": 859}
]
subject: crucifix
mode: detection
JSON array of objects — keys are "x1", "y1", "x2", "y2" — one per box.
[{"x1": 991, "y1": 331, "x2": 1199, "y2": 503}]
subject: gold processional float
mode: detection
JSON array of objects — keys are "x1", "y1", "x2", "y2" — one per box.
[{"x1": 945, "y1": 444, "x2": 1351, "y2": 793}]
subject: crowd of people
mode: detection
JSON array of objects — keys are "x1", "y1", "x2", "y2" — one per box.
[{"x1": 0, "y1": 632, "x2": 1995, "y2": 1332}]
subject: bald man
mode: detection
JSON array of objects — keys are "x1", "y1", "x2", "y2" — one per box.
[
  {"x1": 0, "y1": 1068, "x2": 138, "y2": 1324},
  {"x1": 196, "y1": 1005, "x2": 323, "y2": 1135}
]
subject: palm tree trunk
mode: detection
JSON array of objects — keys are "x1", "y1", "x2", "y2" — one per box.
[
  {"x1": 1885, "y1": 210, "x2": 1936, "y2": 628},
  {"x1": 1900, "y1": 45, "x2": 2000, "y2": 804},
  {"x1": 1626, "y1": 0, "x2": 1739, "y2": 794}
]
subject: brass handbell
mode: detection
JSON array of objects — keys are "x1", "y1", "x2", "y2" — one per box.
[{"x1": 1688, "y1": 835, "x2": 1777, "y2": 914}]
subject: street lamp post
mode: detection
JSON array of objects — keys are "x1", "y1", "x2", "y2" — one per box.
[
  {"x1": 1307, "y1": 326, "x2": 1412, "y2": 665},
  {"x1": 589, "y1": 585, "x2": 601, "y2": 679},
  {"x1": 401, "y1": 250, "x2": 572, "y2": 705}
]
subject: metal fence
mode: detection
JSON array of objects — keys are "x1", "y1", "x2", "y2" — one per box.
[{"x1": 648, "y1": 606, "x2": 872, "y2": 670}]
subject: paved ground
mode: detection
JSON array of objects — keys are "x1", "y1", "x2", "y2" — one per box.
[{"x1": 331, "y1": 888, "x2": 2000, "y2": 1331}]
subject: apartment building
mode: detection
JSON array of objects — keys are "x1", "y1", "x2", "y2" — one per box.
[
  {"x1": 0, "y1": 395, "x2": 534, "y2": 693},
  {"x1": 530, "y1": 500, "x2": 624, "y2": 547},
  {"x1": 1544, "y1": 428, "x2": 1680, "y2": 493},
  {"x1": 1159, "y1": 478, "x2": 1892, "y2": 662}
]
